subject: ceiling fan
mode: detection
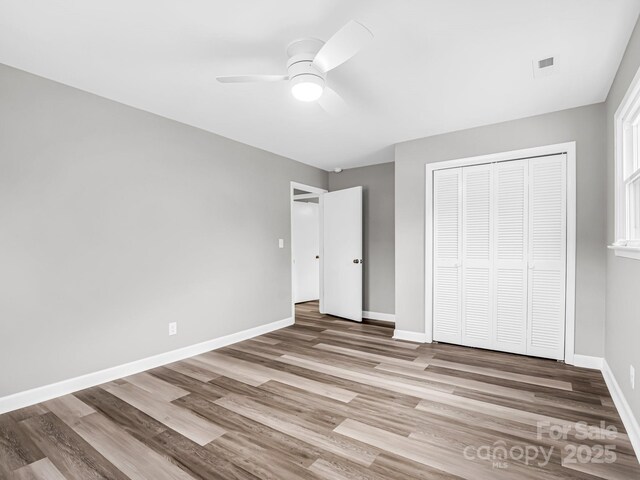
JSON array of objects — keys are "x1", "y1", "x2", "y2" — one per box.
[{"x1": 216, "y1": 20, "x2": 373, "y2": 112}]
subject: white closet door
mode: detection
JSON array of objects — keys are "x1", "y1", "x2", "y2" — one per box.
[
  {"x1": 493, "y1": 160, "x2": 528, "y2": 354},
  {"x1": 526, "y1": 154, "x2": 567, "y2": 360},
  {"x1": 433, "y1": 168, "x2": 462, "y2": 343},
  {"x1": 461, "y1": 164, "x2": 493, "y2": 348}
]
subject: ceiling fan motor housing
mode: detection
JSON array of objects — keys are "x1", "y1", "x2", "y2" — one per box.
[{"x1": 287, "y1": 52, "x2": 325, "y2": 88}]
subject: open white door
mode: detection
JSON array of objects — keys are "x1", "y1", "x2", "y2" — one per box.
[{"x1": 322, "y1": 186, "x2": 363, "y2": 321}]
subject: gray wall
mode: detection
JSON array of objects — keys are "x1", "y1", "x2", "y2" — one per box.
[
  {"x1": 329, "y1": 163, "x2": 395, "y2": 315},
  {"x1": 395, "y1": 103, "x2": 607, "y2": 356},
  {"x1": 0, "y1": 64, "x2": 327, "y2": 397},
  {"x1": 605, "y1": 16, "x2": 640, "y2": 421}
]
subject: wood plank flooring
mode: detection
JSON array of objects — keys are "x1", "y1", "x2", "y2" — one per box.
[{"x1": 1, "y1": 301, "x2": 638, "y2": 479}]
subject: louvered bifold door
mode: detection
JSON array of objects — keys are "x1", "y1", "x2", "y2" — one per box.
[
  {"x1": 526, "y1": 154, "x2": 567, "y2": 360},
  {"x1": 461, "y1": 164, "x2": 493, "y2": 348},
  {"x1": 493, "y1": 160, "x2": 528, "y2": 355},
  {"x1": 433, "y1": 168, "x2": 462, "y2": 343}
]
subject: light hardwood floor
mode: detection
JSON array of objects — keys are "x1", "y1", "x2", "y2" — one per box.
[{"x1": 1, "y1": 301, "x2": 639, "y2": 479}]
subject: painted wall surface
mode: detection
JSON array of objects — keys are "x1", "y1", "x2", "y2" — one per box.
[
  {"x1": 329, "y1": 162, "x2": 395, "y2": 315},
  {"x1": 395, "y1": 103, "x2": 607, "y2": 356},
  {"x1": 605, "y1": 16, "x2": 640, "y2": 421},
  {"x1": 0, "y1": 64, "x2": 327, "y2": 397}
]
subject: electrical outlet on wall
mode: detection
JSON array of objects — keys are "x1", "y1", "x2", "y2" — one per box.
[
  {"x1": 631, "y1": 365, "x2": 635, "y2": 390},
  {"x1": 169, "y1": 322, "x2": 177, "y2": 336}
]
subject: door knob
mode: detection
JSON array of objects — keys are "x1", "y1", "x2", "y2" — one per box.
[{"x1": 353, "y1": 259, "x2": 363, "y2": 264}]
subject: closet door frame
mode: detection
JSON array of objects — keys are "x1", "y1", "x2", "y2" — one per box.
[{"x1": 425, "y1": 142, "x2": 576, "y2": 364}]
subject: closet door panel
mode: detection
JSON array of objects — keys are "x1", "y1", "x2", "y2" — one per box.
[
  {"x1": 461, "y1": 164, "x2": 493, "y2": 348},
  {"x1": 494, "y1": 160, "x2": 528, "y2": 354},
  {"x1": 527, "y1": 154, "x2": 567, "y2": 360},
  {"x1": 433, "y1": 168, "x2": 462, "y2": 343}
]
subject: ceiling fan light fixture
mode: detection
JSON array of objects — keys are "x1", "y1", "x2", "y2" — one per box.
[{"x1": 291, "y1": 74, "x2": 324, "y2": 102}]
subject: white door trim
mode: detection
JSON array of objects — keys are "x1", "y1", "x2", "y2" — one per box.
[
  {"x1": 290, "y1": 182, "x2": 327, "y2": 319},
  {"x1": 425, "y1": 142, "x2": 577, "y2": 364}
]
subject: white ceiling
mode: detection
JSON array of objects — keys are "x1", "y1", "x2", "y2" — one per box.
[{"x1": 1, "y1": 1, "x2": 638, "y2": 170}]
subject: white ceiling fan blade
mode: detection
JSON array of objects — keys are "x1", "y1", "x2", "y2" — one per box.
[
  {"x1": 312, "y1": 20, "x2": 373, "y2": 73},
  {"x1": 216, "y1": 74, "x2": 288, "y2": 83},
  {"x1": 318, "y1": 86, "x2": 349, "y2": 116}
]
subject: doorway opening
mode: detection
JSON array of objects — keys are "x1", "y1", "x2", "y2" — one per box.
[
  {"x1": 290, "y1": 182, "x2": 326, "y2": 319},
  {"x1": 290, "y1": 181, "x2": 364, "y2": 322}
]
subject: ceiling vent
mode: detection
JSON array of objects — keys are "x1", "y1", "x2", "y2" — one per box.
[
  {"x1": 533, "y1": 56, "x2": 557, "y2": 78},
  {"x1": 538, "y1": 57, "x2": 554, "y2": 69}
]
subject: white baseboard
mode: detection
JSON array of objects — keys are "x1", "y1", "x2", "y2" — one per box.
[
  {"x1": 602, "y1": 359, "x2": 640, "y2": 460},
  {"x1": 0, "y1": 316, "x2": 293, "y2": 414},
  {"x1": 362, "y1": 311, "x2": 395, "y2": 323},
  {"x1": 534, "y1": 353, "x2": 639, "y2": 460},
  {"x1": 393, "y1": 329, "x2": 428, "y2": 343},
  {"x1": 572, "y1": 354, "x2": 604, "y2": 370}
]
